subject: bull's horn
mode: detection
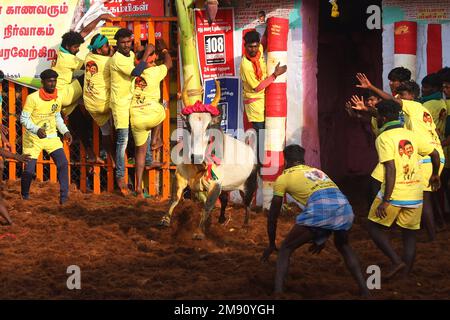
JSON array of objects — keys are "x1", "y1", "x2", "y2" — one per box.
[
  {"x1": 182, "y1": 75, "x2": 193, "y2": 107},
  {"x1": 211, "y1": 79, "x2": 221, "y2": 107}
]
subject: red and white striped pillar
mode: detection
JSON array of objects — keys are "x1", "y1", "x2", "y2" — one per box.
[
  {"x1": 394, "y1": 21, "x2": 418, "y2": 80},
  {"x1": 262, "y1": 17, "x2": 289, "y2": 209}
]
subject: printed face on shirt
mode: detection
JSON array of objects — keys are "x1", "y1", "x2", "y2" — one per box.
[
  {"x1": 86, "y1": 61, "x2": 98, "y2": 76},
  {"x1": 398, "y1": 140, "x2": 414, "y2": 158},
  {"x1": 135, "y1": 77, "x2": 147, "y2": 90},
  {"x1": 423, "y1": 111, "x2": 432, "y2": 124},
  {"x1": 404, "y1": 143, "x2": 414, "y2": 157}
]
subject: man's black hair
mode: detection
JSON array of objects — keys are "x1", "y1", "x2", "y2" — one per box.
[
  {"x1": 366, "y1": 90, "x2": 381, "y2": 100},
  {"x1": 243, "y1": 31, "x2": 260, "y2": 45},
  {"x1": 283, "y1": 145, "x2": 305, "y2": 164},
  {"x1": 437, "y1": 67, "x2": 450, "y2": 84},
  {"x1": 114, "y1": 28, "x2": 133, "y2": 41},
  {"x1": 61, "y1": 31, "x2": 85, "y2": 49},
  {"x1": 396, "y1": 80, "x2": 420, "y2": 99},
  {"x1": 0, "y1": 70, "x2": 4, "y2": 80},
  {"x1": 40, "y1": 69, "x2": 59, "y2": 80},
  {"x1": 258, "y1": 10, "x2": 266, "y2": 16},
  {"x1": 421, "y1": 73, "x2": 442, "y2": 88},
  {"x1": 388, "y1": 67, "x2": 411, "y2": 82},
  {"x1": 376, "y1": 100, "x2": 402, "y2": 122}
]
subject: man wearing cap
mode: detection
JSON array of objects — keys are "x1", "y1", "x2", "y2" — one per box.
[
  {"x1": 20, "y1": 69, "x2": 73, "y2": 204},
  {"x1": 83, "y1": 33, "x2": 115, "y2": 164}
]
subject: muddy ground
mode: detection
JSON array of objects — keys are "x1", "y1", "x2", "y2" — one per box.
[{"x1": 0, "y1": 177, "x2": 449, "y2": 300}]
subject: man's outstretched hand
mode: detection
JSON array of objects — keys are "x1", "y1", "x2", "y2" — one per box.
[{"x1": 356, "y1": 73, "x2": 372, "y2": 89}]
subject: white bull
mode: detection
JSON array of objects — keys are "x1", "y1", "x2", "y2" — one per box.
[{"x1": 160, "y1": 79, "x2": 258, "y2": 240}]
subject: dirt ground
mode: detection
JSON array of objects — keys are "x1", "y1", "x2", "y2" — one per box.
[{"x1": 0, "y1": 177, "x2": 449, "y2": 300}]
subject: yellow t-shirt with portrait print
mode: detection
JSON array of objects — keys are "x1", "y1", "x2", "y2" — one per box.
[
  {"x1": 402, "y1": 99, "x2": 445, "y2": 191},
  {"x1": 110, "y1": 50, "x2": 136, "y2": 129},
  {"x1": 422, "y1": 99, "x2": 447, "y2": 140},
  {"x1": 240, "y1": 45, "x2": 267, "y2": 122},
  {"x1": 402, "y1": 99, "x2": 443, "y2": 156},
  {"x1": 22, "y1": 91, "x2": 64, "y2": 159},
  {"x1": 52, "y1": 50, "x2": 84, "y2": 116},
  {"x1": 273, "y1": 164, "x2": 338, "y2": 207},
  {"x1": 83, "y1": 52, "x2": 112, "y2": 126},
  {"x1": 130, "y1": 65, "x2": 167, "y2": 146},
  {"x1": 375, "y1": 126, "x2": 434, "y2": 205}
]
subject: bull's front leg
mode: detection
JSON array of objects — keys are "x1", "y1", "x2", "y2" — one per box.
[
  {"x1": 159, "y1": 171, "x2": 188, "y2": 227},
  {"x1": 193, "y1": 182, "x2": 222, "y2": 240},
  {"x1": 218, "y1": 191, "x2": 229, "y2": 224}
]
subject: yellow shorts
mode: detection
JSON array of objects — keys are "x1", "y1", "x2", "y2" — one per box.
[
  {"x1": 244, "y1": 99, "x2": 265, "y2": 123},
  {"x1": 420, "y1": 161, "x2": 444, "y2": 192},
  {"x1": 59, "y1": 80, "x2": 83, "y2": 116},
  {"x1": 130, "y1": 102, "x2": 165, "y2": 146},
  {"x1": 85, "y1": 101, "x2": 111, "y2": 127},
  {"x1": 368, "y1": 197, "x2": 422, "y2": 230},
  {"x1": 22, "y1": 134, "x2": 63, "y2": 159}
]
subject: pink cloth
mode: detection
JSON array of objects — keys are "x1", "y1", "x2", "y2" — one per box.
[{"x1": 181, "y1": 100, "x2": 220, "y2": 116}]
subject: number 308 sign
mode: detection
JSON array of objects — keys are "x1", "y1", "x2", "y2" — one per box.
[{"x1": 205, "y1": 34, "x2": 226, "y2": 65}]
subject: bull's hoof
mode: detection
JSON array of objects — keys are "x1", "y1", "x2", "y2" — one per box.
[
  {"x1": 218, "y1": 215, "x2": 226, "y2": 224},
  {"x1": 192, "y1": 232, "x2": 205, "y2": 240},
  {"x1": 158, "y1": 217, "x2": 171, "y2": 227}
]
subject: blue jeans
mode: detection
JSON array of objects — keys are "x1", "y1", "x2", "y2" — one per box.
[
  {"x1": 115, "y1": 128, "x2": 129, "y2": 179},
  {"x1": 145, "y1": 135, "x2": 152, "y2": 165}
]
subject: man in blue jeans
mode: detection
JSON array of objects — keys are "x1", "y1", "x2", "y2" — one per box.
[
  {"x1": 20, "y1": 69, "x2": 73, "y2": 204},
  {"x1": 109, "y1": 28, "x2": 154, "y2": 195}
]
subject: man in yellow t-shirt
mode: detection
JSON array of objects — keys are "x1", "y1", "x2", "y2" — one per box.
[
  {"x1": 52, "y1": 31, "x2": 101, "y2": 164},
  {"x1": 83, "y1": 33, "x2": 114, "y2": 165},
  {"x1": 440, "y1": 70, "x2": 450, "y2": 222},
  {"x1": 109, "y1": 28, "x2": 156, "y2": 194},
  {"x1": 20, "y1": 69, "x2": 73, "y2": 205},
  {"x1": 240, "y1": 31, "x2": 286, "y2": 165},
  {"x1": 261, "y1": 144, "x2": 368, "y2": 296},
  {"x1": 357, "y1": 74, "x2": 445, "y2": 241},
  {"x1": 130, "y1": 40, "x2": 172, "y2": 197},
  {"x1": 421, "y1": 73, "x2": 447, "y2": 139},
  {"x1": 366, "y1": 100, "x2": 440, "y2": 279}
]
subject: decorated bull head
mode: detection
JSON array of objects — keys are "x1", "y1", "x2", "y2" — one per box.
[{"x1": 181, "y1": 77, "x2": 222, "y2": 164}]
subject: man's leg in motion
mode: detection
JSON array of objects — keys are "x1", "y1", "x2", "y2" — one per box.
[
  {"x1": 50, "y1": 148, "x2": 69, "y2": 204},
  {"x1": 21, "y1": 159, "x2": 37, "y2": 200},
  {"x1": 274, "y1": 225, "x2": 314, "y2": 293},
  {"x1": 115, "y1": 128, "x2": 129, "y2": 195},
  {"x1": 334, "y1": 230, "x2": 369, "y2": 296}
]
